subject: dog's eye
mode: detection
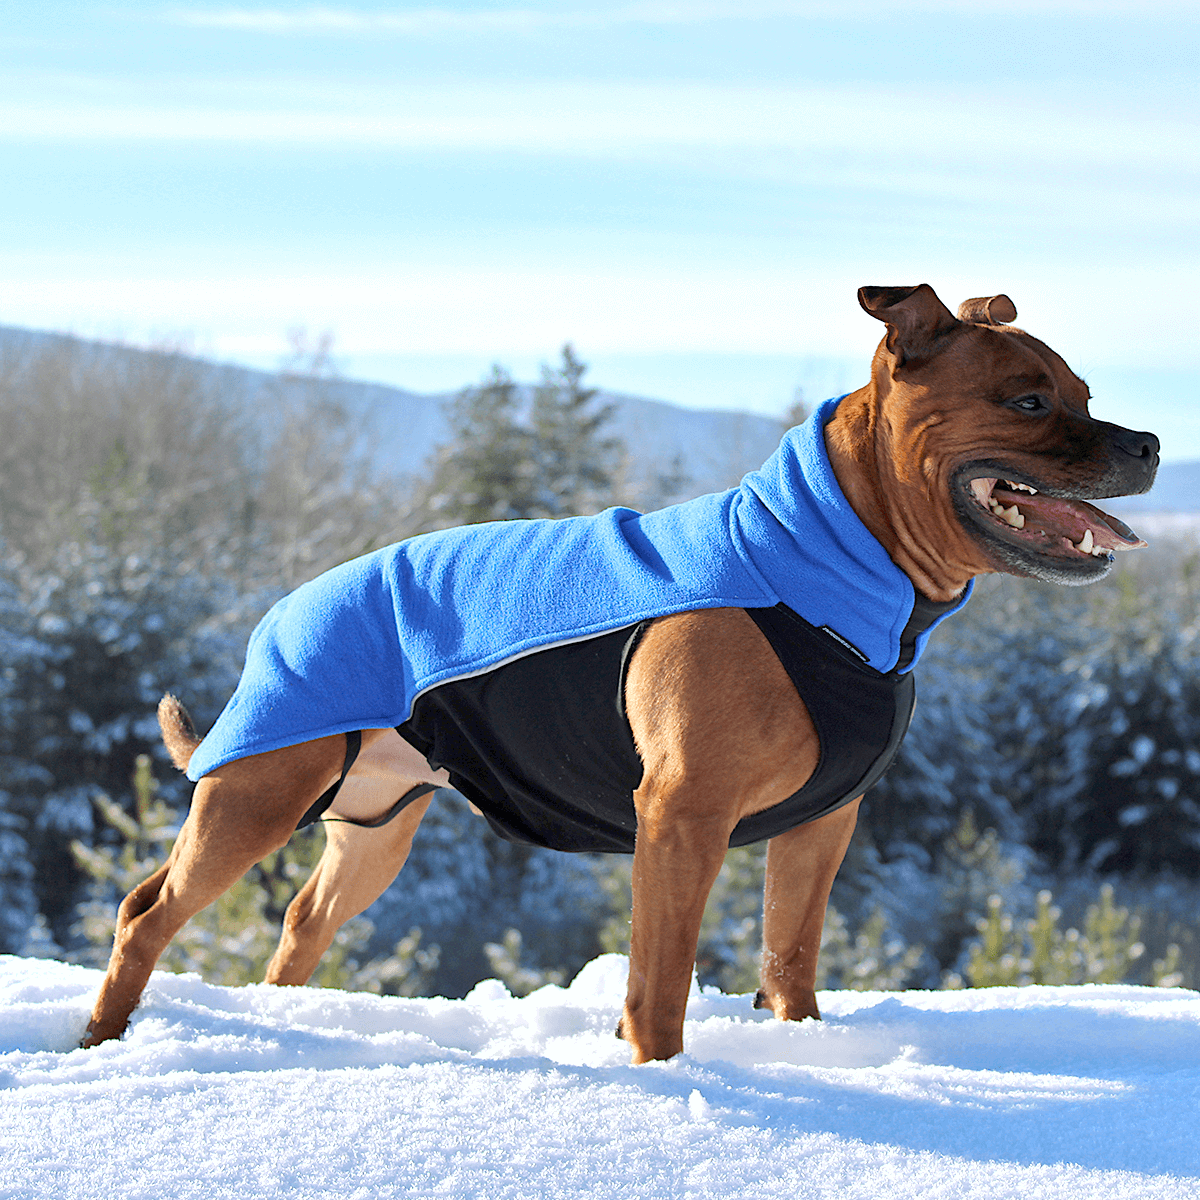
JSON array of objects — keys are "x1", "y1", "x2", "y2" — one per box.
[{"x1": 1007, "y1": 393, "x2": 1048, "y2": 413}]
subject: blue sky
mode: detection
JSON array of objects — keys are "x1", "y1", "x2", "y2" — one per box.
[{"x1": 1, "y1": 2, "x2": 1196, "y2": 448}]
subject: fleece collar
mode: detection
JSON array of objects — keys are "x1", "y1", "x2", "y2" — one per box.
[{"x1": 733, "y1": 396, "x2": 972, "y2": 673}]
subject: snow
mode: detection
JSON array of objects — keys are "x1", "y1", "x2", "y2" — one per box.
[{"x1": 2, "y1": 954, "x2": 1198, "y2": 1199}]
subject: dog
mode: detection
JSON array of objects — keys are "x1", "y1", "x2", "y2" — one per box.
[{"x1": 82, "y1": 284, "x2": 1159, "y2": 1061}]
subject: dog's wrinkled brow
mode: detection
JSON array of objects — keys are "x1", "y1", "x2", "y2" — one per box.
[{"x1": 990, "y1": 372, "x2": 1054, "y2": 398}]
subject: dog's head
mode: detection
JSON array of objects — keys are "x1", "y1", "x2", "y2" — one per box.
[{"x1": 858, "y1": 283, "x2": 1159, "y2": 586}]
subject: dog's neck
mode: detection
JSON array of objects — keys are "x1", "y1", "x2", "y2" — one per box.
[{"x1": 823, "y1": 386, "x2": 984, "y2": 604}]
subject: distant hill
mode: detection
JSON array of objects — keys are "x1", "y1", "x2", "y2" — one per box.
[
  {"x1": 0, "y1": 325, "x2": 785, "y2": 501},
  {"x1": 0, "y1": 323, "x2": 1194, "y2": 511}
]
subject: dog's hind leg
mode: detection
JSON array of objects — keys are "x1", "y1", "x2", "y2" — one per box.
[
  {"x1": 265, "y1": 792, "x2": 433, "y2": 986},
  {"x1": 82, "y1": 735, "x2": 347, "y2": 1047},
  {"x1": 755, "y1": 797, "x2": 861, "y2": 1022}
]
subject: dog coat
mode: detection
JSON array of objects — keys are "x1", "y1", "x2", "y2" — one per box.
[
  {"x1": 186, "y1": 396, "x2": 971, "y2": 786},
  {"x1": 395, "y1": 593, "x2": 956, "y2": 853}
]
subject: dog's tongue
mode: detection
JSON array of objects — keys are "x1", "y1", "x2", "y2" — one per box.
[{"x1": 997, "y1": 487, "x2": 1146, "y2": 552}]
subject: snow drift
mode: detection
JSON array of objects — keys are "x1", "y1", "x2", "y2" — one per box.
[{"x1": 2, "y1": 954, "x2": 1198, "y2": 1199}]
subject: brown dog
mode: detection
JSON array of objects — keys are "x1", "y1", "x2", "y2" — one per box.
[{"x1": 82, "y1": 284, "x2": 1158, "y2": 1061}]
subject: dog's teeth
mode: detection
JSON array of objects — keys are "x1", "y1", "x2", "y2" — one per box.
[
  {"x1": 972, "y1": 478, "x2": 996, "y2": 507},
  {"x1": 1010, "y1": 482, "x2": 1038, "y2": 494},
  {"x1": 1077, "y1": 529, "x2": 1094, "y2": 554},
  {"x1": 1008, "y1": 509, "x2": 1025, "y2": 530}
]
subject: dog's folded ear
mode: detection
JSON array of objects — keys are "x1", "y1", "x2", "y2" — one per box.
[
  {"x1": 858, "y1": 284, "x2": 959, "y2": 367},
  {"x1": 956, "y1": 294, "x2": 1017, "y2": 325}
]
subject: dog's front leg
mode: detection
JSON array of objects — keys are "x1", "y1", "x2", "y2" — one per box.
[
  {"x1": 756, "y1": 797, "x2": 861, "y2": 1022},
  {"x1": 621, "y1": 786, "x2": 733, "y2": 1063},
  {"x1": 619, "y1": 607, "x2": 819, "y2": 1061}
]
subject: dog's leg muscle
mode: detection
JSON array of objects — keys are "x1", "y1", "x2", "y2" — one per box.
[
  {"x1": 622, "y1": 794, "x2": 735, "y2": 1063},
  {"x1": 82, "y1": 735, "x2": 346, "y2": 1046},
  {"x1": 756, "y1": 797, "x2": 861, "y2": 1022},
  {"x1": 265, "y1": 792, "x2": 433, "y2": 986}
]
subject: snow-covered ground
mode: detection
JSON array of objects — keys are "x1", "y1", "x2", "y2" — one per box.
[{"x1": 2, "y1": 954, "x2": 1198, "y2": 1200}]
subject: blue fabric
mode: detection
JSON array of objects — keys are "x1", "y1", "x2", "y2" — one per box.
[{"x1": 187, "y1": 396, "x2": 972, "y2": 781}]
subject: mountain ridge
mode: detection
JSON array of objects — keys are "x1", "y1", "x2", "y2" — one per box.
[
  {"x1": 0, "y1": 323, "x2": 1192, "y2": 510},
  {"x1": 0, "y1": 324, "x2": 786, "y2": 500}
]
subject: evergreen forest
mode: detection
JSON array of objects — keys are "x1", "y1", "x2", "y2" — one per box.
[{"x1": 2, "y1": 332, "x2": 1197, "y2": 999}]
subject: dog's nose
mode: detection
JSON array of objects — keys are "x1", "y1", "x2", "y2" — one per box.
[{"x1": 1113, "y1": 428, "x2": 1160, "y2": 460}]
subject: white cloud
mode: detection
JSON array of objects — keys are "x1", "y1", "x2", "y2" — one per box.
[
  {"x1": 166, "y1": 2, "x2": 1197, "y2": 36},
  {"x1": 0, "y1": 80, "x2": 1193, "y2": 183}
]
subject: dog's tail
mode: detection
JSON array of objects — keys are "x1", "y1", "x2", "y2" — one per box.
[{"x1": 157, "y1": 694, "x2": 202, "y2": 771}]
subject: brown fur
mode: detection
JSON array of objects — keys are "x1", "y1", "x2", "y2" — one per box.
[
  {"x1": 83, "y1": 284, "x2": 1158, "y2": 1061},
  {"x1": 157, "y1": 694, "x2": 200, "y2": 771}
]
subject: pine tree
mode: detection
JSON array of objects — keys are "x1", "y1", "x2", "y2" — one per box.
[
  {"x1": 423, "y1": 366, "x2": 539, "y2": 526},
  {"x1": 422, "y1": 347, "x2": 623, "y2": 527},
  {"x1": 0, "y1": 552, "x2": 41, "y2": 952},
  {"x1": 8, "y1": 542, "x2": 244, "y2": 943},
  {"x1": 528, "y1": 344, "x2": 621, "y2": 518},
  {"x1": 0, "y1": 332, "x2": 423, "y2": 949},
  {"x1": 596, "y1": 846, "x2": 924, "y2": 996},
  {"x1": 695, "y1": 847, "x2": 767, "y2": 994},
  {"x1": 962, "y1": 883, "x2": 1150, "y2": 988}
]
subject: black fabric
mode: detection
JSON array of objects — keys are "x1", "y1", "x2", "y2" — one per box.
[
  {"x1": 397, "y1": 600, "x2": 951, "y2": 853},
  {"x1": 733, "y1": 605, "x2": 913, "y2": 843},
  {"x1": 894, "y1": 590, "x2": 962, "y2": 673},
  {"x1": 296, "y1": 729, "x2": 362, "y2": 829},
  {"x1": 399, "y1": 626, "x2": 648, "y2": 853}
]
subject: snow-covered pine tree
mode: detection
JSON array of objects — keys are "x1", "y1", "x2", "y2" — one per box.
[
  {"x1": 7, "y1": 541, "x2": 243, "y2": 946},
  {"x1": 0, "y1": 332, "x2": 421, "y2": 956},
  {"x1": 1049, "y1": 560, "x2": 1200, "y2": 875},
  {"x1": 0, "y1": 550, "x2": 42, "y2": 952}
]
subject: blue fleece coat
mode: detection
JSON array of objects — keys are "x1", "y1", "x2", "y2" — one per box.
[{"x1": 186, "y1": 397, "x2": 970, "y2": 781}]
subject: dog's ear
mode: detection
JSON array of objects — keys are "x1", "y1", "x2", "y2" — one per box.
[
  {"x1": 956, "y1": 294, "x2": 1017, "y2": 325},
  {"x1": 858, "y1": 284, "x2": 959, "y2": 366}
]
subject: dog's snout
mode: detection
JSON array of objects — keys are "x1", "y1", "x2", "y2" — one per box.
[
  {"x1": 1100, "y1": 423, "x2": 1160, "y2": 496},
  {"x1": 1114, "y1": 427, "x2": 1160, "y2": 461}
]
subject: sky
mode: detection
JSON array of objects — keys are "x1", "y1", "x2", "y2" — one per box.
[
  {"x1": 4, "y1": 953, "x2": 1200, "y2": 1198},
  {"x1": 1, "y1": 2, "x2": 1197, "y2": 443}
]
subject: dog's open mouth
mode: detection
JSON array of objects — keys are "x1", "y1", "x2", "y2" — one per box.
[{"x1": 957, "y1": 470, "x2": 1146, "y2": 578}]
